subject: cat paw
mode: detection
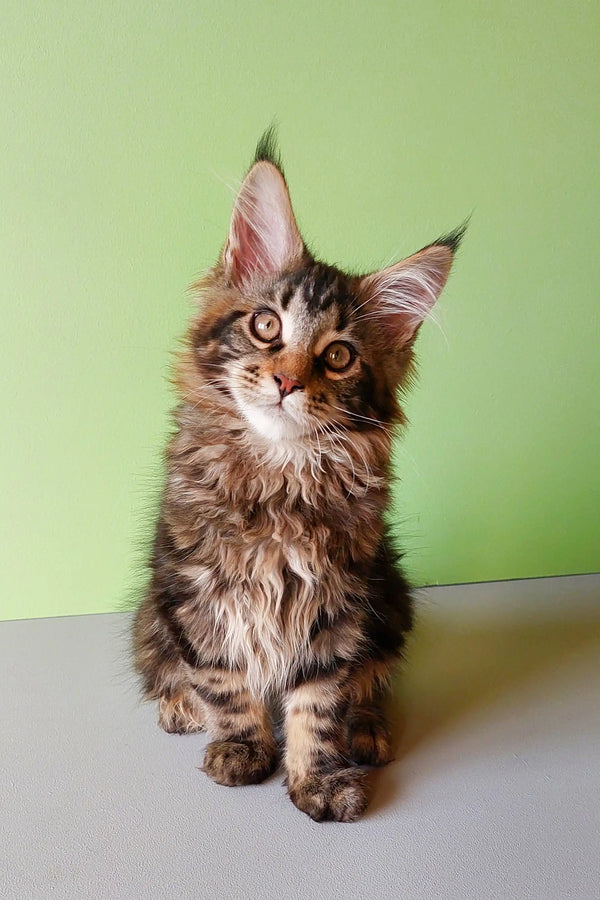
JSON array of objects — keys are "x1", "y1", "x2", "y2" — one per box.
[
  {"x1": 201, "y1": 740, "x2": 278, "y2": 786},
  {"x1": 158, "y1": 693, "x2": 205, "y2": 734},
  {"x1": 348, "y1": 719, "x2": 393, "y2": 767},
  {"x1": 288, "y1": 768, "x2": 368, "y2": 822}
]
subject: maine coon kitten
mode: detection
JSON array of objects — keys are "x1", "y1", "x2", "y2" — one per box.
[{"x1": 133, "y1": 132, "x2": 463, "y2": 822}]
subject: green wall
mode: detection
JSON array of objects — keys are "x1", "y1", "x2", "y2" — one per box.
[{"x1": 2, "y1": 2, "x2": 598, "y2": 620}]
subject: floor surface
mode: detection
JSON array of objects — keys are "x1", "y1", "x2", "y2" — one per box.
[{"x1": 1, "y1": 575, "x2": 599, "y2": 899}]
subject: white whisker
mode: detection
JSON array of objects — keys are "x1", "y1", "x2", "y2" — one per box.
[{"x1": 330, "y1": 405, "x2": 393, "y2": 435}]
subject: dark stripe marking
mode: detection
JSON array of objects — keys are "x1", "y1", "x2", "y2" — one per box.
[{"x1": 194, "y1": 685, "x2": 249, "y2": 712}]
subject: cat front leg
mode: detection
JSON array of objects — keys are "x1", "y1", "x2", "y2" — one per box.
[
  {"x1": 195, "y1": 668, "x2": 278, "y2": 787},
  {"x1": 283, "y1": 667, "x2": 368, "y2": 822}
]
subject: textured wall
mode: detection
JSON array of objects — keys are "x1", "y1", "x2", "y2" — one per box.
[{"x1": 1, "y1": 2, "x2": 598, "y2": 619}]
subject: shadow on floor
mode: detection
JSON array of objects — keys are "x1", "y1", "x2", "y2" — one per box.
[
  {"x1": 393, "y1": 603, "x2": 600, "y2": 758},
  {"x1": 365, "y1": 593, "x2": 600, "y2": 816}
]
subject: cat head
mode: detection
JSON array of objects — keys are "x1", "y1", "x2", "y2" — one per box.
[{"x1": 179, "y1": 132, "x2": 464, "y2": 450}]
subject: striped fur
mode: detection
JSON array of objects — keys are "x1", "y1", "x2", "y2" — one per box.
[{"x1": 133, "y1": 135, "x2": 462, "y2": 821}]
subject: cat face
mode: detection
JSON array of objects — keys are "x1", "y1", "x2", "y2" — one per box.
[
  {"x1": 194, "y1": 263, "x2": 395, "y2": 442},
  {"x1": 183, "y1": 140, "x2": 463, "y2": 447}
]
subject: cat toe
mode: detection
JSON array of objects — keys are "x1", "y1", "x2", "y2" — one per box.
[
  {"x1": 158, "y1": 693, "x2": 206, "y2": 734},
  {"x1": 288, "y1": 768, "x2": 368, "y2": 822},
  {"x1": 201, "y1": 740, "x2": 277, "y2": 786},
  {"x1": 348, "y1": 721, "x2": 393, "y2": 767}
]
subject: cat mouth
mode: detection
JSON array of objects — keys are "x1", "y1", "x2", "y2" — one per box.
[
  {"x1": 266, "y1": 399, "x2": 299, "y2": 422},
  {"x1": 253, "y1": 394, "x2": 298, "y2": 416}
]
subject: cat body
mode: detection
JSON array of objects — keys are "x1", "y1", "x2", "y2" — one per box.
[{"x1": 133, "y1": 132, "x2": 462, "y2": 821}]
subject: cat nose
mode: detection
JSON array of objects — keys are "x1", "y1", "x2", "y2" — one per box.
[{"x1": 273, "y1": 373, "x2": 304, "y2": 399}]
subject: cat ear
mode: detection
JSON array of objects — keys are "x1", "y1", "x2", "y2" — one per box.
[
  {"x1": 222, "y1": 161, "x2": 305, "y2": 285},
  {"x1": 360, "y1": 227, "x2": 465, "y2": 347}
]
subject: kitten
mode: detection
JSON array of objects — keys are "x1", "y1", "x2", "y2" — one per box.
[{"x1": 133, "y1": 131, "x2": 463, "y2": 822}]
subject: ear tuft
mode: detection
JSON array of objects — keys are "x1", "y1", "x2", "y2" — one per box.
[
  {"x1": 253, "y1": 124, "x2": 283, "y2": 170},
  {"x1": 432, "y1": 218, "x2": 469, "y2": 255}
]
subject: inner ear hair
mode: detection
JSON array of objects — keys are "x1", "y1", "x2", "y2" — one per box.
[
  {"x1": 222, "y1": 136, "x2": 305, "y2": 286},
  {"x1": 359, "y1": 222, "x2": 467, "y2": 346}
]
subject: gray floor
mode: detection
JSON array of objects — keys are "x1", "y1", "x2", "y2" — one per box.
[{"x1": 1, "y1": 575, "x2": 599, "y2": 900}]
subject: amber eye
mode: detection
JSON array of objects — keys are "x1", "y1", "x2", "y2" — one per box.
[
  {"x1": 250, "y1": 310, "x2": 281, "y2": 343},
  {"x1": 323, "y1": 341, "x2": 354, "y2": 372}
]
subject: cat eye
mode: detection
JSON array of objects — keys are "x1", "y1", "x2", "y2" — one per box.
[
  {"x1": 250, "y1": 310, "x2": 281, "y2": 343},
  {"x1": 323, "y1": 341, "x2": 355, "y2": 372}
]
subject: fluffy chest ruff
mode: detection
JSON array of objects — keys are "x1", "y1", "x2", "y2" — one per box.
[{"x1": 154, "y1": 414, "x2": 389, "y2": 697}]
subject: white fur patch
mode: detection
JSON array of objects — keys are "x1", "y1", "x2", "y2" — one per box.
[
  {"x1": 241, "y1": 403, "x2": 298, "y2": 441},
  {"x1": 210, "y1": 545, "x2": 317, "y2": 698}
]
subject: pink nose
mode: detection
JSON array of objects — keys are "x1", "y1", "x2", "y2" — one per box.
[{"x1": 274, "y1": 373, "x2": 304, "y2": 399}]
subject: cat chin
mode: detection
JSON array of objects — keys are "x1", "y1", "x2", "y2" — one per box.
[{"x1": 240, "y1": 402, "x2": 309, "y2": 443}]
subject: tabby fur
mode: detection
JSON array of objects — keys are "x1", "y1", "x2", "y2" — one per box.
[{"x1": 133, "y1": 131, "x2": 463, "y2": 821}]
